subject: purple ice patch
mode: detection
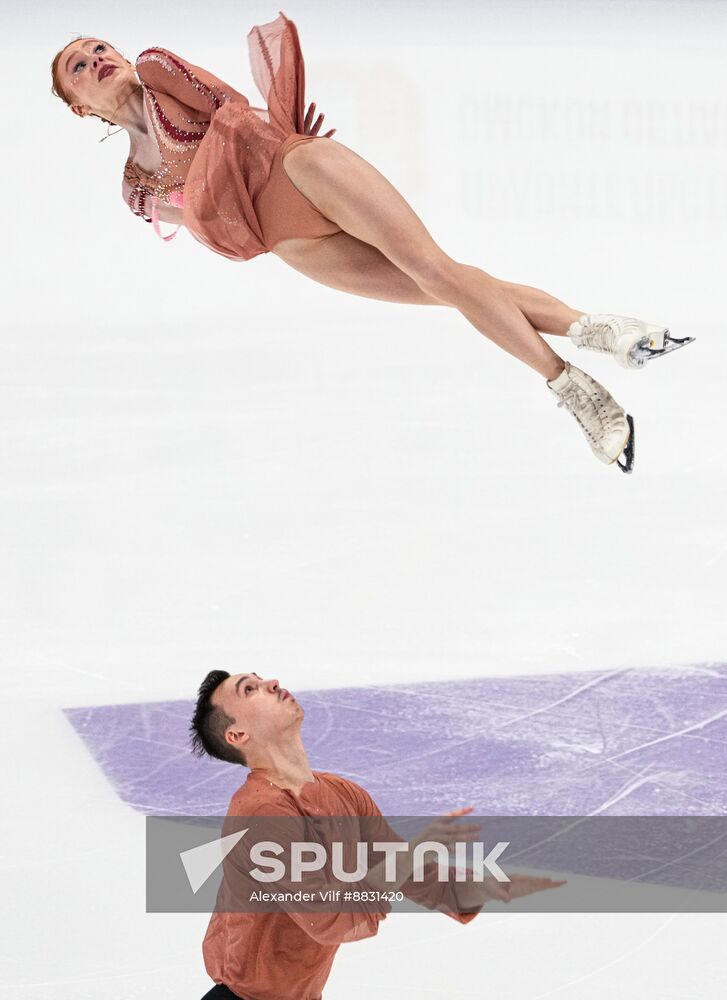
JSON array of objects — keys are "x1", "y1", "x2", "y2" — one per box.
[{"x1": 64, "y1": 663, "x2": 727, "y2": 817}]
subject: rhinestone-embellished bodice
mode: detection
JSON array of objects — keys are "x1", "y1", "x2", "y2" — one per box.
[{"x1": 123, "y1": 47, "x2": 247, "y2": 223}]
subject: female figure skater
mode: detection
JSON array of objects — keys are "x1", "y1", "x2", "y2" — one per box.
[{"x1": 50, "y1": 13, "x2": 693, "y2": 473}]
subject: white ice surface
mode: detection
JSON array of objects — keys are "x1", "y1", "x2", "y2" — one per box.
[{"x1": 2, "y1": 1, "x2": 727, "y2": 997}]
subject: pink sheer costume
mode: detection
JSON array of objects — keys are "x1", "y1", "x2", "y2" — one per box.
[{"x1": 122, "y1": 12, "x2": 341, "y2": 259}]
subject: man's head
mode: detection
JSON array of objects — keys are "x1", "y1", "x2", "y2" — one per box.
[{"x1": 190, "y1": 670, "x2": 303, "y2": 767}]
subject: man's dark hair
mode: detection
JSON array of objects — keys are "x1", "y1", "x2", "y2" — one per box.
[{"x1": 190, "y1": 670, "x2": 247, "y2": 766}]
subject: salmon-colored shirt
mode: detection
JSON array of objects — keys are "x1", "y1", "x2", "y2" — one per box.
[{"x1": 203, "y1": 770, "x2": 478, "y2": 1000}]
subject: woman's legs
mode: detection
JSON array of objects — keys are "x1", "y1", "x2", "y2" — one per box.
[
  {"x1": 496, "y1": 281, "x2": 584, "y2": 336},
  {"x1": 273, "y1": 233, "x2": 584, "y2": 335},
  {"x1": 280, "y1": 139, "x2": 566, "y2": 381},
  {"x1": 272, "y1": 230, "x2": 442, "y2": 306},
  {"x1": 275, "y1": 142, "x2": 635, "y2": 468},
  {"x1": 426, "y1": 264, "x2": 565, "y2": 381}
]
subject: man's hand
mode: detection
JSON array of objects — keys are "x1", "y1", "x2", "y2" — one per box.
[
  {"x1": 303, "y1": 101, "x2": 336, "y2": 138},
  {"x1": 480, "y1": 873, "x2": 567, "y2": 904},
  {"x1": 411, "y1": 806, "x2": 482, "y2": 851}
]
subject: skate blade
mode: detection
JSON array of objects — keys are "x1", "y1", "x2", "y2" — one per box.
[
  {"x1": 629, "y1": 332, "x2": 695, "y2": 366},
  {"x1": 615, "y1": 414, "x2": 635, "y2": 474}
]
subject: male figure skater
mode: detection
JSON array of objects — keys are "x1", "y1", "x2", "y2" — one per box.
[{"x1": 191, "y1": 670, "x2": 563, "y2": 999}]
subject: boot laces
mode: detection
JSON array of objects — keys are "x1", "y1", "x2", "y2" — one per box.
[
  {"x1": 577, "y1": 318, "x2": 618, "y2": 353},
  {"x1": 556, "y1": 376, "x2": 617, "y2": 443}
]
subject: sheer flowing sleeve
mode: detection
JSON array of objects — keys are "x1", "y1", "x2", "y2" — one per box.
[
  {"x1": 246, "y1": 12, "x2": 306, "y2": 135},
  {"x1": 343, "y1": 780, "x2": 481, "y2": 925}
]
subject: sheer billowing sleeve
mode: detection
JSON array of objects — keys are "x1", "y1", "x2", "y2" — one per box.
[
  {"x1": 247, "y1": 12, "x2": 306, "y2": 135},
  {"x1": 345, "y1": 781, "x2": 482, "y2": 925}
]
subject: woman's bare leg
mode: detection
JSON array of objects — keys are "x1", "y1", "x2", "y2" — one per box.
[
  {"x1": 281, "y1": 139, "x2": 567, "y2": 381},
  {"x1": 272, "y1": 230, "x2": 443, "y2": 306},
  {"x1": 273, "y1": 233, "x2": 585, "y2": 339}
]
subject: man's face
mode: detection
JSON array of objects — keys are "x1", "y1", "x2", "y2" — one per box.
[
  {"x1": 58, "y1": 38, "x2": 137, "y2": 119},
  {"x1": 213, "y1": 673, "x2": 303, "y2": 754}
]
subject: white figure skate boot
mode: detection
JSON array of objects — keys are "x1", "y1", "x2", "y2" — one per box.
[
  {"x1": 548, "y1": 362, "x2": 635, "y2": 473},
  {"x1": 567, "y1": 314, "x2": 694, "y2": 370}
]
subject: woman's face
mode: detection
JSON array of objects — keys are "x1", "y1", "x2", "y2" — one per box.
[{"x1": 58, "y1": 38, "x2": 137, "y2": 120}]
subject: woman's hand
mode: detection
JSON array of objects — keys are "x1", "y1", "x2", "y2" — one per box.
[{"x1": 303, "y1": 101, "x2": 336, "y2": 138}]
